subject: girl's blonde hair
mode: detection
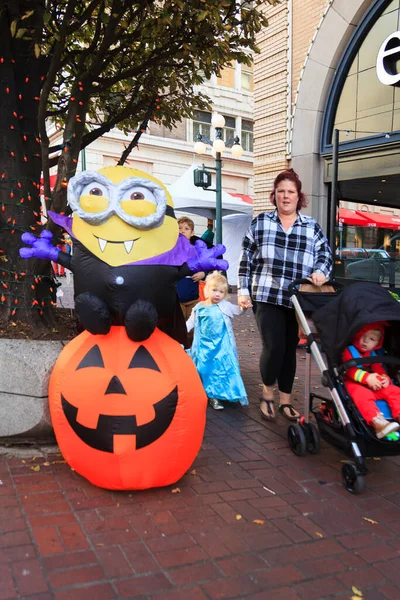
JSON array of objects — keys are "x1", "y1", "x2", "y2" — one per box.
[{"x1": 204, "y1": 271, "x2": 228, "y2": 299}]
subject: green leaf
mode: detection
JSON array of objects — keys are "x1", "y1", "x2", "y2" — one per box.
[
  {"x1": 21, "y1": 10, "x2": 34, "y2": 21},
  {"x1": 15, "y1": 28, "x2": 27, "y2": 39},
  {"x1": 43, "y1": 13, "x2": 51, "y2": 25},
  {"x1": 34, "y1": 44, "x2": 40, "y2": 58},
  {"x1": 197, "y1": 11, "x2": 209, "y2": 22},
  {"x1": 10, "y1": 20, "x2": 17, "y2": 37}
]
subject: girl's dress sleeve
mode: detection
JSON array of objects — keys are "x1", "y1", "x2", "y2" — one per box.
[
  {"x1": 186, "y1": 312, "x2": 195, "y2": 332},
  {"x1": 219, "y1": 300, "x2": 242, "y2": 318},
  {"x1": 186, "y1": 304, "x2": 199, "y2": 332}
]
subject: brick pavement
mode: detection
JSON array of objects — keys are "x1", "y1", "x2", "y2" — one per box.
[{"x1": 1, "y1": 289, "x2": 400, "y2": 599}]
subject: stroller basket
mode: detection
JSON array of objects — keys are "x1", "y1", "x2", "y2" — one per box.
[
  {"x1": 288, "y1": 280, "x2": 340, "y2": 314},
  {"x1": 297, "y1": 290, "x2": 337, "y2": 313}
]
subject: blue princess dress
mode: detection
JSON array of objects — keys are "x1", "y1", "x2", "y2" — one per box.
[{"x1": 187, "y1": 300, "x2": 248, "y2": 406}]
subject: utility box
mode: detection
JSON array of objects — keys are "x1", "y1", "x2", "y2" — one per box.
[{"x1": 194, "y1": 168, "x2": 212, "y2": 188}]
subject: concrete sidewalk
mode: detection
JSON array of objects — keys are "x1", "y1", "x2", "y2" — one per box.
[{"x1": 1, "y1": 308, "x2": 400, "y2": 599}]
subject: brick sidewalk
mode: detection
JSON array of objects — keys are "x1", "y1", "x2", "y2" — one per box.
[{"x1": 1, "y1": 309, "x2": 400, "y2": 599}]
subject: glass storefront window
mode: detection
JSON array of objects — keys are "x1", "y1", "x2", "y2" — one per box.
[{"x1": 333, "y1": 4, "x2": 400, "y2": 143}]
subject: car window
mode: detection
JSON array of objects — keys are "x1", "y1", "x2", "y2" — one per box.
[
  {"x1": 367, "y1": 250, "x2": 390, "y2": 259},
  {"x1": 340, "y1": 249, "x2": 367, "y2": 258}
]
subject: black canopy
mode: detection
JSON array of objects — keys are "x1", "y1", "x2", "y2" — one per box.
[{"x1": 312, "y1": 282, "x2": 400, "y2": 364}]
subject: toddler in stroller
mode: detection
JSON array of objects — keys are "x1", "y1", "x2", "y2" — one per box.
[
  {"x1": 341, "y1": 322, "x2": 400, "y2": 439},
  {"x1": 288, "y1": 280, "x2": 400, "y2": 493}
]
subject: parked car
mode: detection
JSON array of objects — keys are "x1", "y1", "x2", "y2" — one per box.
[{"x1": 335, "y1": 247, "x2": 392, "y2": 283}]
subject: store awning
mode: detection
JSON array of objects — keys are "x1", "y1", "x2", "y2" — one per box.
[
  {"x1": 338, "y1": 208, "x2": 369, "y2": 226},
  {"x1": 356, "y1": 211, "x2": 400, "y2": 230}
]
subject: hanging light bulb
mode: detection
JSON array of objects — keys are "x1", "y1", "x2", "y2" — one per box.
[
  {"x1": 213, "y1": 138, "x2": 225, "y2": 153},
  {"x1": 211, "y1": 113, "x2": 225, "y2": 128},
  {"x1": 194, "y1": 140, "x2": 206, "y2": 154},
  {"x1": 231, "y1": 143, "x2": 243, "y2": 158}
]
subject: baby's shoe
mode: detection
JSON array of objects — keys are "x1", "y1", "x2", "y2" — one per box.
[
  {"x1": 371, "y1": 415, "x2": 399, "y2": 439},
  {"x1": 385, "y1": 431, "x2": 400, "y2": 441},
  {"x1": 209, "y1": 398, "x2": 224, "y2": 410}
]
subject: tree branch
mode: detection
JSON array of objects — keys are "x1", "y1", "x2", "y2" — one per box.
[{"x1": 118, "y1": 99, "x2": 156, "y2": 166}]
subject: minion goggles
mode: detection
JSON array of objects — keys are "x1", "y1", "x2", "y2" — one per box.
[{"x1": 67, "y1": 171, "x2": 168, "y2": 230}]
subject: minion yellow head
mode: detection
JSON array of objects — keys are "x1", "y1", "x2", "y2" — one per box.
[{"x1": 68, "y1": 166, "x2": 178, "y2": 266}]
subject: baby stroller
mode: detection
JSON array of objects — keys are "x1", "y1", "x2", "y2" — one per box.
[{"x1": 288, "y1": 279, "x2": 400, "y2": 494}]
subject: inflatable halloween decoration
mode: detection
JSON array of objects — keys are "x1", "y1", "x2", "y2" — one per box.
[
  {"x1": 20, "y1": 166, "x2": 228, "y2": 344},
  {"x1": 49, "y1": 326, "x2": 207, "y2": 490}
]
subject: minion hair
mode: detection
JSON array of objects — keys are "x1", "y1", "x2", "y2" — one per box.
[{"x1": 204, "y1": 271, "x2": 228, "y2": 299}]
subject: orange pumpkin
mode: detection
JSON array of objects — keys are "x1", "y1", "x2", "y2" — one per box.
[{"x1": 49, "y1": 326, "x2": 207, "y2": 490}]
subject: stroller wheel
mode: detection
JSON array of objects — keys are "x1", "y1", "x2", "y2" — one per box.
[
  {"x1": 288, "y1": 424, "x2": 307, "y2": 456},
  {"x1": 306, "y1": 422, "x2": 321, "y2": 455},
  {"x1": 341, "y1": 463, "x2": 365, "y2": 495}
]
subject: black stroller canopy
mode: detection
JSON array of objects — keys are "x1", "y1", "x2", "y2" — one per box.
[{"x1": 312, "y1": 282, "x2": 400, "y2": 364}]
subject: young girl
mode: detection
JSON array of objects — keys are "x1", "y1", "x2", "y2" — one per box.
[{"x1": 187, "y1": 271, "x2": 248, "y2": 410}]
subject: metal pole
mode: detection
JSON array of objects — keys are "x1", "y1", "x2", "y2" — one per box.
[
  {"x1": 215, "y1": 151, "x2": 222, "y2": 245},
  {"x1": 330, "y1": 128, "x2": 339, "y2": 260},
  {"x1": 81, "y1": 148, "x2": 86, "y2": 171}
]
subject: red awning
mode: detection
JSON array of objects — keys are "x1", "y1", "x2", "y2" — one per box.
[
  {"x1": 356, "y1": 211, "x2": 400, "y2": 230},
  {"x1": 229, "y1": 193, "x2": 253, "y2": 204},
  {"x1": 338, "y1": 208, "x2": 369, "y2": 226}
]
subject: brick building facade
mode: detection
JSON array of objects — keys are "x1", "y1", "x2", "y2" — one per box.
[{"x1": 254, "y1": 0, "x2": 330, "y2": 215}]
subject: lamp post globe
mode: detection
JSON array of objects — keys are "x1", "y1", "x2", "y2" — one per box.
[
  {"x1": 213, "y1": 138, "x2": 225, "y2": 153},
  {"x1": 211, "y1": 113, "x2": 225, "y2": 129},
  {"x1": 231, "y1": 143, "x2": 244, "y2": 158},
  {"x1": 193, "y1": 111, "x2": 244, "y2": 246},
  {"x1": 193, "y1": 140, "x2": 207, "y2": 154}
]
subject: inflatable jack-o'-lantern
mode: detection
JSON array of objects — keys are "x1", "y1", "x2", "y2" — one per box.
[{"x1": 49, "y1": 326, "x2": 207, "y2": 490}]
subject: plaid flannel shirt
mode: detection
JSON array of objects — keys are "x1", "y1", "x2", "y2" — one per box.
[{"x1": 238, "y1": 210, "x2": 332, "y2": 308}]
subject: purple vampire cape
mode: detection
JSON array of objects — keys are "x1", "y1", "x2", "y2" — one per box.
[
  {"x1": 49, "y1": 211, "x2": 197, "y2": 266},
  {"x1": 49, "y1": 211, "x2": 197, "y2": 345}
]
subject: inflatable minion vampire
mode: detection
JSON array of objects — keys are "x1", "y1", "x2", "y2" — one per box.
[{"x1": 20, "y1": 166, "x2": 228, "y2": 344}]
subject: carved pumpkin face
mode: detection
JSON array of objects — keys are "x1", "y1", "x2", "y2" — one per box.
[{"x1": 49, "y1": 326, "x2": 207, "y2": 490}]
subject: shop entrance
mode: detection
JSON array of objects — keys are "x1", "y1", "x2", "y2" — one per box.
[{"x1": 331, "y1": 171, "x2": 400, "y2": 287}]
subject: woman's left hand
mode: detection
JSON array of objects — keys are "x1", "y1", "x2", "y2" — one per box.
[
  {"x1": 310, "y1": 272, "x2": 328, "y2": 286},
  {"x1": 191, "y1": 271, "x2": 205, "y2": 282}
]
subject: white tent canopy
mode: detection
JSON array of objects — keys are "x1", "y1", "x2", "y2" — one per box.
[
  {"x1": 222, "y1": 214, "x2": 252, "y2": 285},
  {"x1": 168, "y1": 164, "x2": 253, "y2": 219}
]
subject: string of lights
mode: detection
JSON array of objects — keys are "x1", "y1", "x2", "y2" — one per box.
[{"x1": 0, "y1": 57, "x2": 81, "y2": 318}]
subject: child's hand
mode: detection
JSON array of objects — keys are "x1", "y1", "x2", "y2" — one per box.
[
  {"x1": 380, "y1": 374, "x2": 390, "y2": 388},
  {"x1": 366, "y1": 373, "x2": 383, "y2": 391},
  {"x1": 238, "y1": 295, "x2": 252, "y2": 309}
]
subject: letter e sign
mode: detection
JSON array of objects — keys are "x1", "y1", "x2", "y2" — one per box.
[{"x1": 376, "y1": 32, "x2": 400, "y2": 86}]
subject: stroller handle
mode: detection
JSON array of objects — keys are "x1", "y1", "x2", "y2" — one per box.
[{"x1": 288, "y1": 278, "x2": 343, "y2": 296}]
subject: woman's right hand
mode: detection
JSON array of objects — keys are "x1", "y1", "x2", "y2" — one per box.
[{"x1": 238, "y1": 295, "x2": 252, "y2": 309}]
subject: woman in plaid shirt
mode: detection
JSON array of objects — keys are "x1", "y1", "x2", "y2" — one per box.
[{"x1": 237, "y1": 169, "x2": 332, "y2": 421}]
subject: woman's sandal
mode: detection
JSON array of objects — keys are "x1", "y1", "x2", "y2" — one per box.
[
  {"x1": 259, "y1": 398, "x2": 276, "y2": 421},
  {"x1": 278, "y1": 403, "x2": 300, "y2": 421}
]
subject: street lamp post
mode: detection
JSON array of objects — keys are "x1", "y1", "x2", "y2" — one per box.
[{"x1": 193, "y1": 113, "x2": 243, "y2": 245}]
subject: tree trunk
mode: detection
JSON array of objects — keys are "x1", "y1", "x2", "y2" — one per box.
[{"x1": 0, "y1": 2, "x2": 51, "y2": 328}]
